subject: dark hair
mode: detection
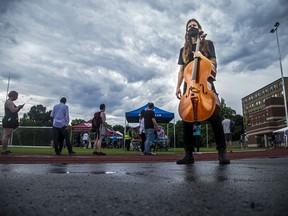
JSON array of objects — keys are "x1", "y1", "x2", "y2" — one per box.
[
  {"x1": 140, "y1": 109, "x2": 145, "y2": 119},
  {"x1": 8, "y1": 91, "x2": 18, "y2": 100},
  {"x1": 182, "y1": 18, "x2": 210, "y2": 64},
  {"x1": 60, "y1": 97, "x2": 67, "y2": 103},
  {"x1": 100, "y1": 103, "x2": 105, "y2": 110},
  {"x1": 185, "y1": 18, "x2": 202, "y2": 32},
  {"x1": 148, "y1": 102, "x2": 154, "y2": 109}
]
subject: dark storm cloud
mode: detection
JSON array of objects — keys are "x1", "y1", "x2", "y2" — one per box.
[
  {"x1": 213, "y1": 0, "x2": 288, "y2": 73},
  {"x1": 0, "y1": 0, "x2": 287, "y2": 124}
]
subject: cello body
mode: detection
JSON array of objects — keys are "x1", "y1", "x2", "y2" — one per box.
[{"x1": 178, "y1": 42, "x2": 220, "y2": 123}]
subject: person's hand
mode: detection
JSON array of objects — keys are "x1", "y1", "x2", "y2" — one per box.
[
  {"x1": 18, "y1": 104, "x2": 25, "y2": 109},
  {"x1": 176, "y1": 87, "x2": 182, "y2": 100},
  {"x1": 193, "y1": 51, "x2": 203, "y2": 59}
]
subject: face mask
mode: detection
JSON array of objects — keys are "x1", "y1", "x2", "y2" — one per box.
[{"x1": 187, "y1": 27, "x2": 199, "y2": 37}]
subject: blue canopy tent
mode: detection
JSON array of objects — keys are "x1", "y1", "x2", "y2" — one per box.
[
  {"x1": 125, "y1": 103, "x2": 175, "y2": 150},
  {"x1": 125, "y1": 103, "x2": 174, "y2": 123}
]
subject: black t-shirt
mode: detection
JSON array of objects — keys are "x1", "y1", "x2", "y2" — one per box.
[
  {"x1": 144, "y1": 110, "x2": 156, "y2": 129},
  {"x1": 178, "y1": 40, "x2": 216, "y2": 68}
]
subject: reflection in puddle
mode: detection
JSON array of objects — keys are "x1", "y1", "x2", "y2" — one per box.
[
  {"x1": 47, "y1": 168, "x2": 119, "y2": 175},
  {"x1": 88, "y1": 171, "x2": 119, "y2": 175}
]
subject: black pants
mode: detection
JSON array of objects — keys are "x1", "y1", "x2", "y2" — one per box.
[
  {"x1": 53, "y1": 126, "x2": 73, "y2": 153},
  {"x1": 183, "y1": 115, "x2": 226, "y2": 151},
  {"x1": 194, "y1": 135, "x2": 201, "y2": 152},
  {"x1": 125, "y1": 139, "x2": 131, "y2": 151},
  {"x1": 140, "y1": 133, "x2": 146, "y2": 152},
  {"x1": 58, "y1": 133, "x2": 65, "y2": 152}
]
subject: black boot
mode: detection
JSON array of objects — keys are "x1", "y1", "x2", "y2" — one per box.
[
  {"x1": 218, "y1": 149, "x2": 230, "y2": 164},
  {"x1": 176, "y1": 147, "x2": 194, "y2": 164}
]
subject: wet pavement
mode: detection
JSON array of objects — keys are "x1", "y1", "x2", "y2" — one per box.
[{"x1": 1, "y1": 157, "x2": 288, "y2": 216}]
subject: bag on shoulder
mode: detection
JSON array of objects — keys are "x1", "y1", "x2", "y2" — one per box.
[
  {"x1": 91, "y1": 111, "x2": 102, "y2": 132},
  {"x1": 230, "y1": 120, "x2": 235, "y2": 133}
]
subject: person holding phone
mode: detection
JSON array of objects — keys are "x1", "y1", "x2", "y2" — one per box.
[{"x1": 1, "y1": 91, "x2": 24, "y2": 155}]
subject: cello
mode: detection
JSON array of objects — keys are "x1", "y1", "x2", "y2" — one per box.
[{"x1": 178, "y1": 33, "x2": 220, "y2": 123}]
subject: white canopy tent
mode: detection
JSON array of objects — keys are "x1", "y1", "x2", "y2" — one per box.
[
  {"x1": 273, "y1": 127, "x2": 288, "y2": 133},
  {"x1": 273, "y1": 127, "x2": 288, "y2": 147}
]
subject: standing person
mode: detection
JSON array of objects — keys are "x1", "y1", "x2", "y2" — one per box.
[
  {"x1": 124, "y1": 129, "x2": 132, "y2": 151},
  {"x1": 240, "y1": 133, "x2": 245, "y2": 149},
  {"x1": 285, "y1": 130, "x2": 288, "y2": 148},
  {"x1": 1, "y1": 91, "x2": 24, "y2": 155},
  {"x1": 244, "y1": 133, "x2": 249, "y2": 149},
  {"x1": 270, "y1": 133, "x2": 276, "y2": 149},
  {"x1": 175, "y1": 18, "x2": 230, "y2": 164},
  {"x1": 193, "y1": 123, "x2": 201, "y2": 153},
  {"x1": 222, "y1": 114, "x2": 233, "y2": 149},
  {"x1": 143, "y1": 103, "x2": 159, "y2": 155},
  {"x1": 92, "y1": 104, "x2": 107, "y2": 155},
  {"x1": 50, "y1": 97, "x2": 76, "y2": 155},
  {"x1": 112, "y1": 133, "x2": 118, "y2": 148},
  {"x1": 139, "y1": 109, "x2": 146, "y2": 153}
]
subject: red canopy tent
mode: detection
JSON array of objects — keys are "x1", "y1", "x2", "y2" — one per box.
[
  {"x1": 72, "y1": 121, "x2": 92, "y2": 132},
  {"x1": 72, "y1": 121, "x2": 123, "y2": 138}
]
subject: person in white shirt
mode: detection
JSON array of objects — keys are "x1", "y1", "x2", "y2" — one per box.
[
  {"x1": 50, "y1": 97, "x2": 75, "y2": 155},
  {"x1": 222, "y1": 114, "x2": 232, "y2": 148},
  {"x1": 82, "y1": 132, "x2": 89, "y2": 148},
  {"x1": 139, "y1": 109, "x2": 146, "y2": 153}
]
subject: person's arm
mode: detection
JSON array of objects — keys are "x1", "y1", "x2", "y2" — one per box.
[
  {"x1": 64, "y1": 106, "x2": 69, "y2": 127},
  {"x1": 210, "y1": 57, "x2": 217, "y2": 68},
  {"x1": 176, "y1": 65, "x2": 184, "y2": 99},
  {"x1": 152, "y1": 118, "x2": 159, "y2": 130},
  {"x1": 210, "y1": 57, "x2": 217, "y2": 79},
  {"x1": 5, "y1": 100, "x2": 24, "y2": 113},
  {"x1": 101, "y1": 112, "x2": 107, "y2": 127}
]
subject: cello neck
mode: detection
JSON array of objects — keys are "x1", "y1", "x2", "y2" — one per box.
[{"x1": 191, "y1": 37, "x2": 201, "y2": 80}]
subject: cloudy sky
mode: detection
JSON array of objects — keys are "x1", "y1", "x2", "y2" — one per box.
[{"x1": 0, "y1": 0, "x2": 287, "y2": 126}]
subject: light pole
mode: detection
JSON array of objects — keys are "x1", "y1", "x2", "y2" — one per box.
[{"x1": 270, "y1": 22, "x2": 288, "y2": 127}]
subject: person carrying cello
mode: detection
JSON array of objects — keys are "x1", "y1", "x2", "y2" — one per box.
[{"x1": 175, "y1": 18, "x2": 230, "y2": 164}]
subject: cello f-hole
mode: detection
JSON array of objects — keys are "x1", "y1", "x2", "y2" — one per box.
[{"x1": 200, "y1": 84, "x2": 208, "y2": 94}]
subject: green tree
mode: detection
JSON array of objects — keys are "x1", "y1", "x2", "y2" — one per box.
[
  {"x1": 71, "y1": 119, "x2": 86, "y2": 126},
  {"x1": 20, "y1": 104, "x2": 52, "y2": 126},
  {"x1": 220, "y1": 98, "x2": 236, "y2": 118},
  {"x1": 112, "y1": 125, "x2": 125, "y2": 135}
]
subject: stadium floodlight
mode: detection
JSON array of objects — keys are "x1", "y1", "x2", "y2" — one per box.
[{"x1": 270, "y1": 22, "x2": 288, "y2": 127}]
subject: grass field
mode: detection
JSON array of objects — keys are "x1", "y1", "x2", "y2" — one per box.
[{"x1": 1, "y1": 145, "x2": 266, "y2": 155}]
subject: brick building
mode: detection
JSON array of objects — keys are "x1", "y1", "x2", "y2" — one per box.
[{"x1": 242, "y1": 77, "x2": 288, "y2": 147}]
